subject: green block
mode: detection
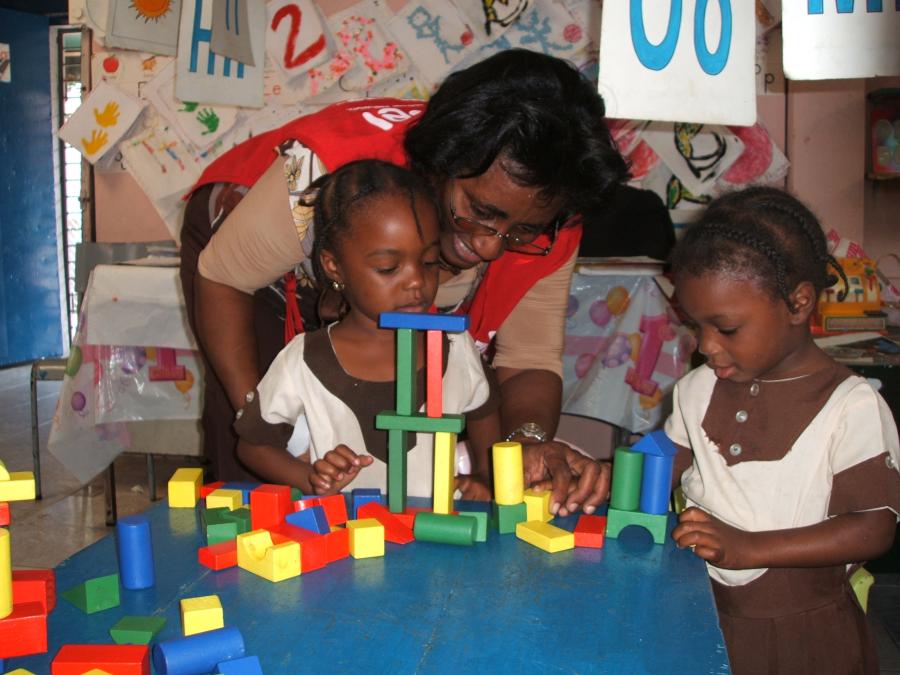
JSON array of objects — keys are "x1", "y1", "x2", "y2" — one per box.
[
  {"x1": 395, "y1": 328, "x2": 416, "y2": 416},
  {"x1": 458, "y1": 511, "x2": 488, "y2": 542},
  {"x1": 388, "y1": 428, "x2": 408, "y2": 514},
  {"x1": 206, "y1": 521, "x2": 238, "y2": 545},
  {"x1": 605, "y1": 507, "x2": 668, "y2": 545},
  {"x1": 375, "y1": 411, "x2": 465, "y2": 434},
  {"x1": 610, "y1": 447, "x2": 644, "y2": 511},
  {"x1": 109, "y1": 615, "x2": 167, "y2": 644},
  {"x1": 201, "y1": 507, "x2": 231, "y2": 527},
  {"x1": 492, "y1": 502, "x2": 527, "y2": 534},
  {"x1": 290, "y1": 487, "x2": 304, "y2": 501},
  {"x1": 221, "y1": 506, "x2": 252, "y2": 534},
  {"x1": 61, "y1": 573, "x2": 120, "y2": 614}
]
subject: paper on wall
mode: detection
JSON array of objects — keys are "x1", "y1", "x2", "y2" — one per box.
[
  {"x1": 210, "y1": 0, "x2": 256, "y2": 66},
  {"x1": 266, "y1": 0, "x2": 331, "y2": 80},
  {"x1": 91, "y1": 50, "x2": 171, "y2": 99},
  {"x1": 716, "y1": 122, "x2": 789, "y2": 193},
  {"x1": 449, "y1": 0, "x2": 528, "y2": 44},
  {"x1": 59, "y1": 81, "x2": 145, "y2": 164},
  {"x1": 104, "y1": 0, "x2": 182, "y2": 56}
]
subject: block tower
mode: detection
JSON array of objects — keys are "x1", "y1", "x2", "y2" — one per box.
[
  {"x1": 375, "y1": 312, "x2": 469, "y2": 514},
  {"x1": 605, "y1": 430, "x2": 677, "y2": 545}
]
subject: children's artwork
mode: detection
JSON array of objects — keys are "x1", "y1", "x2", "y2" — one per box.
[
  {"x1": 266, "y1": 0, "x2": 330, "y2": 80},
  {"x1": 59, "y1": 81, "x2": 145, "y2": 164},
  {"x1": 70, "y1": 0, "x2": 110, "y2": 39},
  {"x1": 717, "y1": 122, "x2": 789, "y2": 192},
  {"x1": 641, "y1": 122, "x2": 744, "y2": 196},
  {"x1": 598, "y1": 0, "x2": 756, "y2": 125},
  {"x1": 104, "y1": 0, "x2": 182, "y2": 56},
  {"x1": 210, "y1": 0, "x2": 256, "y2": 66},
  {"x1": 175, "y1": 0, "x2": 265, "y2": 108},
  {"x1": 641, "y1": 163, "x2": 711, "y2": 213},
  {"x1": 119, "y1": 125, "x2": 204, "y2": 240},
  {"x1": 450, "y1": 0, "x2": 528, "y2": 44},
  {"x1": 145, "y1": 60, "x2": 240, "y2": 150},
  {"x1": 91, "y1": 49, "x2": 171, "y2": 99},
  {"x1": 485, "y1": 0, "x2": 590, "y2": 58},
  {"x1": 0, "y1": 43, "x2": 9, "y2": 84},
  {"x1": 388, "y1": 0, "x2": 477, "y2": 87}
]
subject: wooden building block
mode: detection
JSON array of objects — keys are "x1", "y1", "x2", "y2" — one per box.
[
  {"x1": 516, "y1": 521, "x2": 575, "y2": 553},
  {"x1": 492, "y1": 502, "x2": 527, "y2": 534},
  {"x1": 221, "y1": 507, "x2": 252, "y2": 534},
  {"x1": 0, "y1": 472, "x2": 36, "y2": 502},
  {"x1": 235, "y1": 530, "x2": 300, "y2": 582},
  {"x1": 609, "y1": 448, "x2": 643, "y2": 512},
  {"x1": 458, "y1": 511, "x2": 488, "y2": 542},
  {"x1": 12, "y1": 569, "x2": 56, "y2": 612},
  {"x1": 346, "y1": 519, "x2": 385, "y2": 559},
  {"x1": 350, "y1": 488, "x2": 382, "y2": 519},
  {"x1": 0, "y1": 600, "x2": 47, "y2": 659},
  {"x1": 220, "y1": 482, "x2": 259, "y2": 504},
  {"x1": 523, "y1": 489, "x2": 552, "y2": 523},
  {"x1": 249, "y1": 484, "x2": 292, "y2": 531},
  {"x1": 60, "y1": 573, "x2": 120, "y2": 614},
  {"x1": 205, "y1": 489, "x2": 244, "y2": 511},
  {"x1": 0, "y1": 502, "x2": 9, "y2": 526},
  {"x1": 394, "y1": 327, "x2": 416, "y2": 416},
  {"x1": 492, "y1": 442, "x2": 524, "y2": 505},
  {"x1": 358, "y1": 501, "x2": 415, "y2": 544},
  {"x1": 379, "y1": 312, "x2": 469, "y2": 332},
  {"x1": 51, "y1": 644, "x2": 150, "y2": 675},
  {"x1": 217, "y1": 655, "x2": 264, "y2": 674},
  {"x1": 198, "y1": 540, "x2": 238, "y2": 571},
  {"x1": 167, "y1": 468, "x2": 204, "y2": 508},
  {"x1": 432, "y1": 431, "x2": 456, "y2": 515},
  {"x1": 0, "y1": 528, "x2": 10, "y2": 619},
  {"x1": 322, "y1": 527, "x2": 350, "y2": 563},
  {"x1": 387, "y1": 428, "x2": 408, "y2": 514},
  {"x1": 573, "y1": 515, "x2": 607, "y2": 549},
  {"x1": 425, "y1": 329, "x2": 443, "y2": 418},
  {"x1": 317, "y1": 494, "x2": 348, "y2": 526},
  {"x1": 285, "y1": 505, "x2": 329, "y2": 534},
  {"x1": 269, "y1": 527, "x2": 329, "y2": 573},
  {"x1": 199, "y1": 480, "x2": 224, "y2": 498},
  {"x1": 110, "y1": 615, "x2": 167, "y2": 645},
  {"x1": 413, "y1": 513, "x2": 476, "y2": 546},
  {"x1": 0, "y1": 459, "x2": 8, "y2": 480},
  {"x1": 5, "y1": 669, "x2": 38, "y2": 674},
  {"x1": 376, "y1": 411, "x2": 465, "y2": 435},
  {"x1": 180, "y1": 595, "x2": 224, "y2": 636},
  {"x1": 605, "y1": 507, "x2": 668, "y2": 545}
]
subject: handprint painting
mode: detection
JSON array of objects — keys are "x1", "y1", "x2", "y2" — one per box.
[{"x1": 59, "y1": 82, "x2": 145, "y2": 164}]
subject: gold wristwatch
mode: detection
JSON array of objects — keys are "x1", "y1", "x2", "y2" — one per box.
[{"x1": 505, "y1": 422, "x2": 548, "y2": 443}]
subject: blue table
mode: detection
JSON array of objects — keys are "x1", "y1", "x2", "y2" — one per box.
[{"x1": 15, "y1": 500, "x2": 729, "y2": 674}]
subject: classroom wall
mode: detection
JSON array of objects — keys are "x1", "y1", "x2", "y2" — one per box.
[{"x1": 0, "y1": 8, "x2": 65, "y2": 366}]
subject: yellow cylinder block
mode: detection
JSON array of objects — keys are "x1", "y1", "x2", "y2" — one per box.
[
  {"x1": 0, "y1": 528, "x2": 12, "y2": 619},
  {"x1": 492, "y1": 441, "x2": 524, "y2": 505}
]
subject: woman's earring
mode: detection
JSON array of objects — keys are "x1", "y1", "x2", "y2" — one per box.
[{"x1": 331, "y1": 280, "x2": 345, "y2": 292}]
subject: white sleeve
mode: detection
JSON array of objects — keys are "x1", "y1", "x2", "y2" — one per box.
[
  {"x1": 452, "y1": 332, "x2": 491, "y2": 413},
  {"x1": 256, "y1": 336, "x2": 308, "y2": 425}
]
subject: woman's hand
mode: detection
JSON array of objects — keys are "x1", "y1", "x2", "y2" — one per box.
[
  {"x1": 309, "y1": 444, "x2": 374, "y2": 495},
  {"x1": 672, "y1": 507, "x2": 755, "y2": 569},
  {"x1": 455, "y1": 473, "x2": 492, "y2": 501},
  {"x1": 522, "y1": 441, "x2": 611, "y2": 516}
]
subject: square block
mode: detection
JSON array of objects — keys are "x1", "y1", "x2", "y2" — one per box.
[
  {"x1": 109, "y1": 615, "x2": 167, "y2": 645},
  {"x1": 0, "y1": 472, "x2": 36, "y2": 502},
  {"x1": 206, "y1": 522, "x2": 239, "y2": 546},
  {"x1": 236, "y1": 530, "x2": 300, "y2": 582},
  {"x1": 516, "y1": 520, "x2": 575, "y2": 553},
  {"x1": 221, "y1": 507, "x2": 252, "y2": 534},
  {"x1": 12, "y1": 569, "x2": 56, "y2": 612},
  {"x1": 322, "y1": 528, "x2": 349, "y2": 563},
  {"x1": 249, "y1": 484, "x2": 292, "y2": 531},
  {"x1": 523, "y1": 489, "x2": 552, "y2": 523},
  {"x1": 205, "y1": 489, "x2": 244, "y2": 511},
  {"x1": 198, "y1": 540, "x2": 238, "y2": 571},
  {"x1": 60, "y1": 573, "x2": 120, "y2": 614},
  {"x1": 573, "y1": 514, "x2": 607, "y2": 549},
  {"x1": 180, "y1": 595, "x2": 224, "y2": 636},
  {"x1": 317, "y1": 494, "x2": 348, "y2": 526},
  {"x1": 168, "y1": 468, "x2": 204, "y2": 508},
  {"x1": 492, "y1": 502, "x2": 527, "y2": 534},
  {"x1": 458, "y1": 511, "x2": 488, "y2": 542},
  {"x1": 346, "y1": 519, "x2": 385, "y2": 559},
  {"x1": 350, "y1": 489, "x2": 382, "y2": 519},
  {"x1": 0, "y1": 601, "x2": 47, "y2": 659}
]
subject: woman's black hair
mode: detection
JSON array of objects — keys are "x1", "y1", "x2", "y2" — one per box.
[
  {"x1": 308, "y1": 158, "x2": 436, "y2": 290},
  {"x1": 670, "y1": 186, "x2": 846, "y2": 312},
  {"x1": 404, "y1": 49, "x2": 629, "y2": 222}
]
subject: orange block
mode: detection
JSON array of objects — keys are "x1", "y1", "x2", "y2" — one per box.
[
  {"x1": 574, "y1": 514, "x2": 607, "y2": 549},
  {"x1": 51, "y1": 644, "x2": 150, "y2": 675},
  {"x1": 12, "y1": 569, "x2": 56, "y2": 612},
  {"x1": 197, "y1": 540, "x2": 237, "y2": 571},
  {"x1": 0, "y1": 600, "x2": 47, "y2": 659}
]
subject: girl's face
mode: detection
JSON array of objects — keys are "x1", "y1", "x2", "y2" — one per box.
[
  {"x1": 675, "y1": 271, "x2": 812, "y2": 383},
  {"x1": 321, "y1": 191, "x2": 441, "y2": 328}
]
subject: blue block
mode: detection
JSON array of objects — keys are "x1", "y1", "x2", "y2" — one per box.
[
  {"x1": 153, "y1": 626, "x2": 245, "y2": 675},
  {"x1": 285, "y1": 505, "x2": 329, "y2": 534},
  {"x1": 116, "y1": 514, "x2": 155, "y2": 590},
  {"x1": 221, "y1": 482, "x2": 259, "y2": 504},
  {"x1": 632, "y1": 430, "x2": 677, "y2": 457},
  {"x1": 351, "y1": 488, "x2": 382, "y2": 519},
  {"x1": 639, "y1": 453, "x2": 674, "y2": 515},
  {"x1": 217, "y1": 655, "x2": 264, "y2": 675},
  {"x1": 379, "y1": 312, "x2": 469, "y2": 332}
]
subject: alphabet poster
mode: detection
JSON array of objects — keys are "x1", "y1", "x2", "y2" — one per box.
[
  {"x1": 175, "y1": 0, "x2": 266, "y2": 108},
  {"x1": 266, "y1": 0, "x2": 330, "y2": 80},
  {"x1": 597, "y1": 0, "x2": 756, "y2": 125},
  {"x1": 104, "y1": 0, "x2": 182, "y2": 56},
  {"x1": 783, "y1": 1, "x2": 900, "y2": 80},
  {"x1": 59, "y1": 81, "x2": 145, "y2": 164},
  {"x1": 210, "y1": 0, "x2": 256, "y2": 66}
]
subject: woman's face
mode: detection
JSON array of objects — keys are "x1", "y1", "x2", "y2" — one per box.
[{"x1": 437, "y1": 158, "x2": 563, "y2": 271}]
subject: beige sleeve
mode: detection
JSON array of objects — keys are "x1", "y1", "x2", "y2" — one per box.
[
  {"x1": 197, "y1": 158, "x2": 305, "y2": 294},
  {"x1": 492, "y1": 248, "x2": 577, "y2": 378}
]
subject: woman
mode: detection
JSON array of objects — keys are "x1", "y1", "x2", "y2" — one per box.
[{"x1": 181, "y1": 49, "x2": 629, "y2": 517}]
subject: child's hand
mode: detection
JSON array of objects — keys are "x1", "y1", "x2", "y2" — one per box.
[
  {"x1": 672, "y1": 507, "x2": 754, "y2": 569},
  {"x1": 455, "y1": 473, "x2": 491, "y2": 501},
  {"x1": 309, "y1": 444, "x2": 374, "y2": 495}
]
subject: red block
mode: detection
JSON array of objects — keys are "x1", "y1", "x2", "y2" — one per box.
[
  {"x1": 322, "y1": 528, "x2": 349, "y2": 563},
  {"x1": 52, "y1": 644, "x2": 150, "y2": 675},
  {"x1": 197, "y1": 540, "x2": 238, "y2": 570},
  {"x1": 200, "y1": 481, "x2": 225, "y2": 498},
  {"x1": 0, "y1": 601, "x2": 47, "y2": 658},
  {"x1": 0, "y1": 502, "x2": 9, "y2": 526},
  {"x1": 358, "y1": 502, "x2": 414, "y2": 544},
  {"x1": 426, "y1": 329, "x2": 443, "y2": 418},
  {"x1": 12, "y1": 569, "x2": 56, "y2": 612},
  {"x1": 574, "y1": 514, "x2": 607, "y2": 549},
  {"x1": 317, "y1": 494, "x2": 348, "y2": 526},
  {"x1": 271, "y1": 524, "x2": 328, "y2": 572},
  {"x1": 250, "y1": 484, "x2": 292, "y2": 531},
  {"x1": 292, "y1": 496, "x2": 321, "y2": 512}
]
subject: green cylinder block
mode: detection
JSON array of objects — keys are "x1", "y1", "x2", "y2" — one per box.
[
  {"x1": 610, "y1": 447, "x2": 643, "y2": 511},
  {"x1": 413, "y1": 512, "x2": 476, "y2": 546}
]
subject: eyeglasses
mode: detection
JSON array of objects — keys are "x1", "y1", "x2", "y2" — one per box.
[{"x1": 447, "y1": 189, "x2": 559, "y2": 256}]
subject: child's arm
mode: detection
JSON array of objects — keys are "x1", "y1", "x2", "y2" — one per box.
[
  {"x1": 672, "y1": 506, "x2": 897, "y2": 570},
  {"x1": 457, "y1": 409, "x2": 501, "y2": 501},
  {"x1": 307, "y1": 445, "x2": 375, "y2": 495},
  {"x1": 236, "y1": 440, "x2": 316, "y2": 494}
]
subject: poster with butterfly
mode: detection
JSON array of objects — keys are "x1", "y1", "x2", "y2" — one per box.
[
  {"x1": 104, "y1": 0, "x2": 182, "y2": 56},
  {"x1": 59, "y1": 81, "x2": 145, "y2": 164}
]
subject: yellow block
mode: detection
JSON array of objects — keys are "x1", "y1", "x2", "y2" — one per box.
[
  {"x1": 0, "y1": 528, "x2": 11, "y2": 619},
  {"x1": 515, "y1": 520, "x2": 575, "y2": 553},
  {"x1": 523, "y1": 489, "x2": 552, "y2": 522},
  {"x1": 0, "y1": 472, "x2": 36, "y2": 502},
  {"x1": 5, "y1": 670, "x2": 38, "y2": 675},
  {"x1": 167, "y1": 467, "x2": 204, "y2": 508},
  {"x1": 236, "y1": 529, "x2": 300, "y2": 582},
  {"x1": 180, "y1": 594, "x2": 224, "y2": 636},
  {"x1": 0, "y1": 458, "x2": 9, "y2": 481},
  {"x1": 83, "y1": 669, "x2": 113, "y2": 674},
  {"x1": 492, "y1": 442, "x2": 524, "y2": 505},
  {"x1": 347, "y1": 518, "x2": 384, "y2": 559},
  {"x1": 432, "y1": 431, "x2": 456, "y2": 515},
  {"x1": 205, "y1": 488, "x2": 244, "y2": 511}
]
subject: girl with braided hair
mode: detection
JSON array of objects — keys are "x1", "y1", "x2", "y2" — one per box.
[
  {"x1": 665, "y1": 187, "x2": 900, "y2": 673},
  {"x1": 233, "y1": 160, "x2": 497, "y2": 499}
]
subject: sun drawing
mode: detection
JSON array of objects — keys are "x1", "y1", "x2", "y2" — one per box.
[{"x1": 130, "y1": 0, "x2": 174, "y2": 22}]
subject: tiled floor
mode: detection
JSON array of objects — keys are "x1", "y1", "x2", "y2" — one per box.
[{"x1": 2, "y1": 364, "x2": 899, "y2": 671}]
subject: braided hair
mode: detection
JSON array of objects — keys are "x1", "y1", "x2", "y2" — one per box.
[{"x1": 670, "y1": 187, "x2": 846, "y2": 313}]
